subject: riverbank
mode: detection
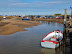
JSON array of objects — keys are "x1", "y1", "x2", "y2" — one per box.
[
  {"x1": 32, "y1": 18, "x2": 64, "y2": 24},
  {"x1": 1, "y1": 16, "x2": 72, "y2": 35},
  {"x1": 0, "y1": 20, "x2": 40, "y2": 35}
]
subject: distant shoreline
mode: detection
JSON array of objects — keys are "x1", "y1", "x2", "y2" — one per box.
[{"x1": 32, "y1": 18, "x2": 64, "y2": 24}]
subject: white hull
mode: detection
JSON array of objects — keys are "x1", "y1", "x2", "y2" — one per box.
[
  {"x1": 41, "y1": 41, "x2": 62, "y2": 48},
  {"x1": 41, "y1": 30, "x2": 63, "y2": 49}
]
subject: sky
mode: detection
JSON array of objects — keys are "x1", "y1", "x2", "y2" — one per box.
[{"x1": 0, "y1": 0, "x2": 72, "y2": 15}]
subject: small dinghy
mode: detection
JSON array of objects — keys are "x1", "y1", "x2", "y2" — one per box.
[
  {"x1": 22, "y1": 18, "x2": 30, "y2": 20},
  {"x1": 41, "y1": 30, "x2": 63, "y2": 49}
]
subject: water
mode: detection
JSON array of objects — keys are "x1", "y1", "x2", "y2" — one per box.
[{"x1": 0, "y1": 21, "x2": 71, "y2": 54}]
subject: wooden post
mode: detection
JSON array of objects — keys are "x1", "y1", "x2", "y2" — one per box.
[
  {"x1": 63, "y1": 9, "x2": 67, "y2": 47},
  {"x1": 63, "y1": 28, "x2": 66, "y2": 46},
  {"x1": 70, "y1": 6, "x2": 72, "y2": 27},
  {"x1": 71, "y1": 9, "x2": 72, "y2": 18},
  {"x1": 64, "y1": 9, "x2": 67, "y2": 28}
]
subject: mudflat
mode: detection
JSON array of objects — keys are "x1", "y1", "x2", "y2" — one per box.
[{"x1": 0, "y1": 20, "x2": 40, "y2": 35}]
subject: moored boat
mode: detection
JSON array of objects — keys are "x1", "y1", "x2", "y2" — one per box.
[
  {"x1": 41, "y1": 30, "x2": 63, "y2": 49},
  {"x1": 22, "y1": 18, "x2": 30, "y2": 20}
]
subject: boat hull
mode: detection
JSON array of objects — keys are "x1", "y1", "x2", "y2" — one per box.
[
  {"x1": 41, "y1": 41, "x2": 62, "y2": 49},
  {"x1": 22, "y1": 18, "x2": 30, "y2": 20},
  {"x1": 41, "y1": 30, "x2": 63, "y2": 49}
]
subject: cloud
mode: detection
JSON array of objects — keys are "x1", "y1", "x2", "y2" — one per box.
[
  {"x1": 0, "y1": 0, "x2": 22, "y2": 7},
  {"x1": 11, "y1": 3, "x2": 29, "y2": 5},
  {"x1": 10, "y1": 1, "x2": 69, "y2": 7},
  {"x1": 0, "y1": 1, "x2": 69, "y2": 8},
  {"x1": 45, "y1": 1, "x2": 68, "y2": 4},
  {"x1": 7, "y1": 0, "x2": 21, "y2": 2}
]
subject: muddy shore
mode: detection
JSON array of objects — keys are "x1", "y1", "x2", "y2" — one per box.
[{"x1": 0, "y1": 20, "x2": 40, "y2": 35}]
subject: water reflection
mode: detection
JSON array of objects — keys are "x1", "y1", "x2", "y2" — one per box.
[
  {"x1": 41, "y1": 46, "x2": 71, "y2": 54},
  {"x1": 35, "y1": 20, "x2": 62, "y2": 27}
]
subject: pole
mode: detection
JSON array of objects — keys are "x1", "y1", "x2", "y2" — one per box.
[
  {"x1": 70, "y1": 6, "x2": 72, "y2": 18},
  {"x1": 63, "y1": 9, "x2": 67, "y2": 46},
  {"x1": 71, "y1": 9, "x2": 72, "y2": 18},
  {"x1": 64, "y1": 9, "x2": 67, "y2": 28}
]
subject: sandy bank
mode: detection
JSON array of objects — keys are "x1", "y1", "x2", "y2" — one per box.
[
  {"x1": 0, "y1": 24, "x2": 27, "y2": 35},
  {"x1": 0, "y1": 20, "x2": 40, "y2": 35}
]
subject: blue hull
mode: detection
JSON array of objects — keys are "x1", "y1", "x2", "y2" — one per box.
[{"x1": 22, "y1": 18, "x2": 30, "y2": 20}]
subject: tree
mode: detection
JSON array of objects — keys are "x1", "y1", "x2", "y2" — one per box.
[{"x1": 55, "y1": 14, "x2": 62, "y2": 16}]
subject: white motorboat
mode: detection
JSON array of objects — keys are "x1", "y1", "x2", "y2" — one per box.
[{"x1": 41, "y1": 30, "x2": 63, "y2": 49}]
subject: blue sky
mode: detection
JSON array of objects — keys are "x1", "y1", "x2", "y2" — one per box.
[{"x1": 0, "y1": 0, "x2": 72, "y2": 15}]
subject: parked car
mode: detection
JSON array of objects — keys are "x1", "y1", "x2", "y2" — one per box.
[
  {"x1": 61, "y1": 16, "x2": 64, "y2": 19},
  {"x1": 61, "y1": 16, "x2": 69, "y2": 19},
  {"x1": 55, "y1": 16, "x2": 61, "y2": 19},
  {"x1": 44, "y1": 16, "x2": 49, "y2": 19},
  {"x1": 41, "y1": 16, "x2": 47, "y2": 18},
  {"x1": 48, "y1": 16, "x2": 54, "y2": 18},
  {"x1": 58, "y1": 17, "x2": 61, "y2": 19},
  {"x1": 36, "y1": 16, "x2": 41, "y2": 18}
]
